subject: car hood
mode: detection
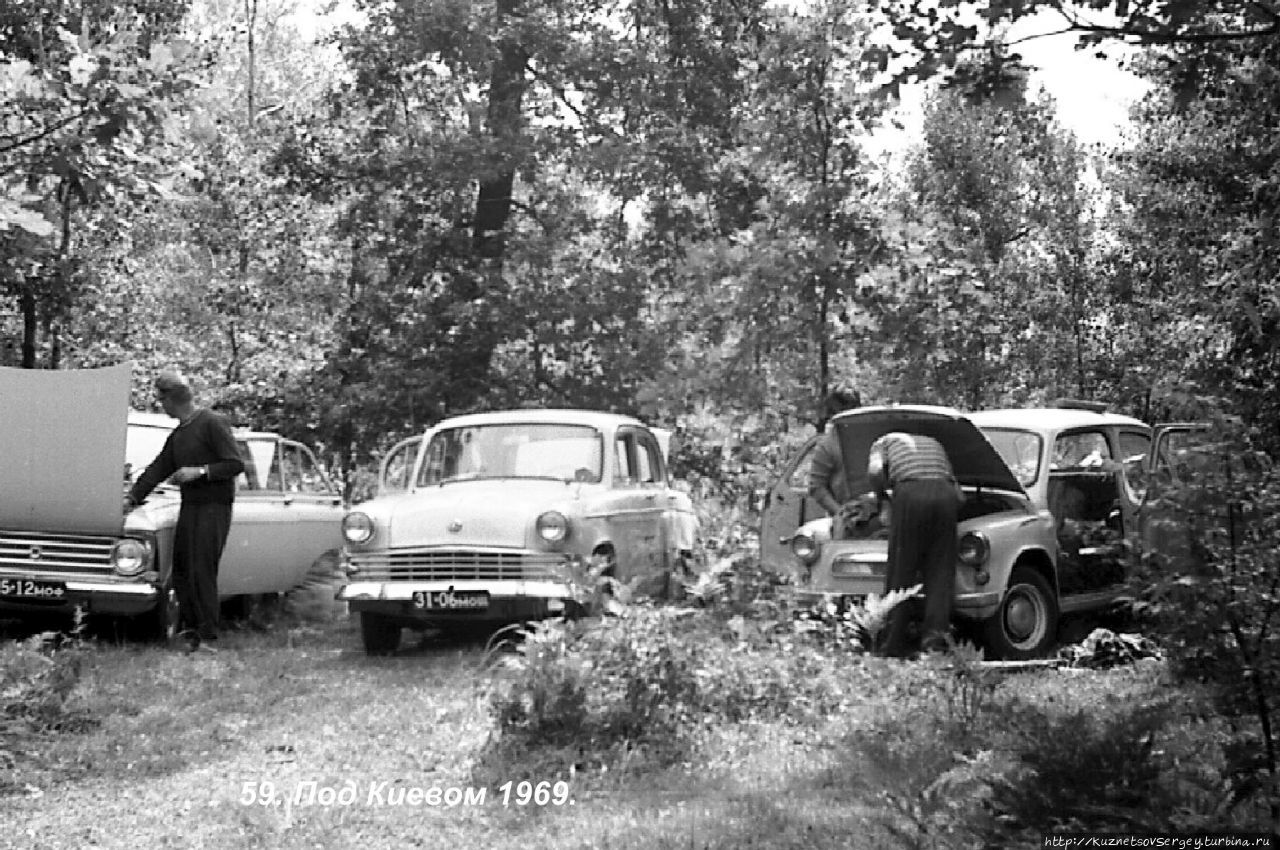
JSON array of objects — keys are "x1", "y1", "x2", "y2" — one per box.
[
  {"x1": 0, "y1": 363, "x2": 132, "y2": 536},
  {"x1": 835, "y1": 406, "x2": 1025, "y2": 495},
  {"x1": 374, "y1": 479, "x2": 584, "y2": 549}
]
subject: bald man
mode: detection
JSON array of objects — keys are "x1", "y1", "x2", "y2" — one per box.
[{"x1": 125, "y1": 372, "x2": 244, "y2": 652}]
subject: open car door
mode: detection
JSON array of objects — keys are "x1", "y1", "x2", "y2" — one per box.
[
  {"x1": 1138, "y1": 422, "x2": 1243, "y2": 572},
  {"x1": 759, "y1": 435, "x2": 826, "y2": 573}
]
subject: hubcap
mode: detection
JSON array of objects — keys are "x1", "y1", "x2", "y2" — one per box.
[{"x1": 1006, "y1": 591, "x2": 1041, "y2": 642}]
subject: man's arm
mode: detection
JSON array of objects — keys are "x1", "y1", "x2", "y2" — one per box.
[
  {"x1": 867, "y1": 436, "x2": 889, "y2": 503},
  {"x1": 127, "y1": 438, "x2": 177, "y2": 506},
  {"x1": 203, "y1": 413, "x2": 245, "y2": 480},
  {"x1": 807, "y1": 436, "x2": 843, "y2": 516}
]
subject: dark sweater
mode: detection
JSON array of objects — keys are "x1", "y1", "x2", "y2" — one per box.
[{"x1": 129, "y1": 409, "x2": 245, "y2": 505}]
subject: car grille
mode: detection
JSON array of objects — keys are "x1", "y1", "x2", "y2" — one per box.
[
  {"x1": 349, "y1": 548, "x2": 569, "y2": 582},
  {"x1": 0, "y1": 530, "x2": 116, "y2": 575}
]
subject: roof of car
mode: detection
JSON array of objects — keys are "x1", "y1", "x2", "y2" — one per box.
[
  {"x1": 967, "y1": 407, "x2": 1149, "y2": 432},
  {"x1": 432, "y1": 408, "x2": 647, "y2": 430}
]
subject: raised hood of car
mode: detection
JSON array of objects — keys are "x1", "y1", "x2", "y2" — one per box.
[
  {"x1": 835, "y1": 406, "x2": 1026, "y2": 495},
  {"x1": 379, "y1": 479, "x2": 581, "y2": 549},
  {"x1": 0, "y1": 363, "x2": 132, "y2": 536}
]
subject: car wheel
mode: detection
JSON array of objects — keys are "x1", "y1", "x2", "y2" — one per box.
[
  {"x1": 360, "y1": 612, "x2": 401, "y2": 656},
  {"x1": 981, "y1": 566, "x2": 1059, "y2": 660}
]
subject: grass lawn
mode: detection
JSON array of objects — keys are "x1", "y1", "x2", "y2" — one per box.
[
  {"x1": 0, "y1": 614, "x2": 893, "y2": 850},
  {"x1": 0, "y1": 594, "x2": 1229, "y2": 850}
]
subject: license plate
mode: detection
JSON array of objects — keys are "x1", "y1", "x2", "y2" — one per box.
[
  {"x1": 412, "y1": 588, "x2": 489, "y2": 612},
  {"x1": 0, "y1": 578, "x2": 67, "y2": 601}
]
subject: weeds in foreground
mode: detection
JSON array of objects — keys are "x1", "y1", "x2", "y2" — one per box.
[{"x1": 1, "y1": 614, "x2": 94, "y2": 795}]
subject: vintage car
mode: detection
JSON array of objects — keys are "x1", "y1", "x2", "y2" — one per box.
[
  {"x1": 337, "y1": 409, "x2": 701, "y2": 655},
  {"x1": 0, "y1": 364, "x2": 344, "y2": 637},
  {"x1": 761, "y1": 402, "x2": 1199, "y2": 659}
]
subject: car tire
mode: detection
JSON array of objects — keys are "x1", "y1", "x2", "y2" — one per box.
[
  {"x1": 981, "y1": 566, "x2": 1059, "y2": 660},
  {"x1": 360, "y1": 612, "x2": 401, "y2": 656}
]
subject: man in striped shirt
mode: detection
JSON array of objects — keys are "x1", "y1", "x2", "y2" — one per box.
[{"x1": 868, "y1": 431, "x2": 963, "y2": 657}]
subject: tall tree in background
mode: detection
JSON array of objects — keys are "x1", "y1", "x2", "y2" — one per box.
[
  {"x1": 877, "y1": 56, "x2": 1099, "y2": 409},
  {"x1": 0, "y1": 0, "x2": 196, "y2": 368}
]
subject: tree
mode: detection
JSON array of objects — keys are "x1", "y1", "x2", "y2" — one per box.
[{"x1": 0, "y1": 0, "x2": 196, "y2": 367}]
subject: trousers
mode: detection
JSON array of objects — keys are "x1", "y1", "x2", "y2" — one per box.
[
  {"x1": 173, "y1": 500, "x2": 233, "y2": 640},
  {"x1": 880, "y1": 478, "x2": 959, "y2": 657}
]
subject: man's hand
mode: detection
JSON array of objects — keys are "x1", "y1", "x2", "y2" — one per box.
[
  {"x1": 122, "y1": 496, "x2": 137, "y2": 514},
  {"x1": 169, "y1": 466, "x2": 206, "y2": 484}
]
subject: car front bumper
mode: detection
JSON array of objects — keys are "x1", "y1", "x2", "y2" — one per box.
[
  {"x1": 0, "y1": 578, "x2": 159, "y2": 619},
  {"x1": 337, "y1": 579, "x2": 575, "y2": 624}
]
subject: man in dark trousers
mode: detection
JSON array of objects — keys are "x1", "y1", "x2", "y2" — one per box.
[
  {"x1": 868, "y1": 431, "x2": 962, "y2": 657},
  {"x1": 125, "y1": 372, "x2": 244, "y2": 652}
]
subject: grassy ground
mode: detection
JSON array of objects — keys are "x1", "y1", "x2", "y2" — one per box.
[
  {"x1": 0, "y1": 612, "x2": 894, "y2": 850},
  {"x1": 1, "y1": 583, "x2": 1201, "y2": 850}
]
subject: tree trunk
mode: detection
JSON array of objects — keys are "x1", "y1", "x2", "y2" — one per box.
[
  {"x1": 20, "y1": 289, "x2": 36, "y2": 368},
  {"x1": 471, "y1": 0, "x2": 528, "y2": 260}
]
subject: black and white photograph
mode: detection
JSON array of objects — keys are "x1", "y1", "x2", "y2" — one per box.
[{"x1": 2, "y1": 0, "x2": 1279, "y2": 846}]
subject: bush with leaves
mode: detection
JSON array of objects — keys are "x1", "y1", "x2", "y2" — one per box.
[
  {"x1": 1131, "y1": 420, "x2": 1280, "y2": 826},
  {"x1": 1, "y1": 625, "x2": 93, "y2": 794},
  {"x1": 844, "y1": 655, "x2": 1245, "y2": 847},
  {"x1": 479, "y1": 597, "x2": 858, "y2": 782}
]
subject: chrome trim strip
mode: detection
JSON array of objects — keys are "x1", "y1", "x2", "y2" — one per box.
[
  {"x1": 954, "y1": 591, "x2": 1001, "y2": 609},
  {"x1": 63, "y1": 581, "x2": 158, "y2": 598}
]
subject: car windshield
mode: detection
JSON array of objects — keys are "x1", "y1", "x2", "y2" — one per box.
[
  {"x1": 978, "y1": 427, "x2": 1043, "y2": 487},
  {"x1": 417, "y1": 423, "x2": 604, "y2": 485}
]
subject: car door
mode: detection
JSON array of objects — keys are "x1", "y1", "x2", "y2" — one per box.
[
  {"x1": 759, "y1": 435, "x2": 824, "y2": 574},
  {"x1": 606, "y1": 427, "x2": 668, "y2": 582},
  {"x1": 379, "y1": 436, "x2": 422, "y2": 495},
  {"x1": 278, "y1": 440, "x2": 345, "y2": 584},
  {"x1": 220, "y1": 436, "x2": 300, "y2": 597},
  {"x1": 1137, "y1": 423, "x2": 1215, "y2": 572}
]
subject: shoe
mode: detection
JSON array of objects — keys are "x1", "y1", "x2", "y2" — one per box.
[
  {"x1": 178, "y1": 630, "x2": 200, "y2": 654},
  {"x1": 196, "y1": 642, "x2": 219, "y2": 654}
]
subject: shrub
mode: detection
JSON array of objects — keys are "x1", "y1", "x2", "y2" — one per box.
[
  {"x1": 1130, "y1": 419, "x2": 1280, "y2": 826},
  {"x1": 1, "y1": 626, "x2": 93, "y2": 794},
  {"x1": 479, "y1": 600, "x2": 855, "y2": 781},
  {"x1": 842, "y1": 656, "x2": 1246, "y2": 848}
]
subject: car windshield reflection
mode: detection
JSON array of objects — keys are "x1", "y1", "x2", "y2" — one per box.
[
  {"x1": 416, "y1": 424, "x2": 604, "y2": 486},
  {"x1": 979, "y1": 427, "x2": 1043, "y2": 487}
]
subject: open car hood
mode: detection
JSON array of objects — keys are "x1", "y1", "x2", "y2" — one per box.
[
  {"x1": 0, "y1": 363, "x2": 132, "y2": 535},
  {"x1": 835, "y1": 405, "x2": 1026, "y2": 496}
]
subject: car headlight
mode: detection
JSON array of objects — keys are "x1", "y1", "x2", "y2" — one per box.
[
  {"x1": 790, "y1": 531, "x2": 819, "y2": 565},
  {"x1": 536, "y1": 511, "x2": 570, "y2": 543},
  {"x1": 957, "y1": 531, "x2": 990, "y2": 567},
  {"x1": 111, "y1": 538, "x2": 151, "y2": 577},
  {"x1": 342, "y1": 512, "x2": 375, "y2": 545}
]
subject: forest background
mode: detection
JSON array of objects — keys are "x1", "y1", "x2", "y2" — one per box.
[{"x1": 3, "y1": 0, "x2": 1278, "y2": 505}]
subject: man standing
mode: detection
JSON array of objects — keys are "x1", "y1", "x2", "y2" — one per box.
[
  {"x1": 125, "y1": 372, "x2": 244, "y2": 652},
  {"x1": 807, "y1": 388, "x2": 862, "y2": 528},
  {"x1": 868, "y1": 431, "x2": 962, "y2": 657}
]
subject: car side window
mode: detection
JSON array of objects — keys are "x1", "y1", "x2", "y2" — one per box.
[
  {"x1": 1118, "y1": 431, "x2": 1152, "y2": 502},
  {"x1": 236, "y1": 439, "x2": 281, "y2": 492},
  {"x1": 381, "y1": 438, "x2": 421, "y2": 493},
  {"x1": 282, "y1": 442, "x2": 330, "y2": 494},
  {"x1": 1051, "y1": 431, "x2": 1112, "y2": 470},
  {"x1": 614, "y1": 434, "x2": 635, "y2": 485},
  {"x1": 636, "y1": 433, "x2": 666, "y2": 485}
]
